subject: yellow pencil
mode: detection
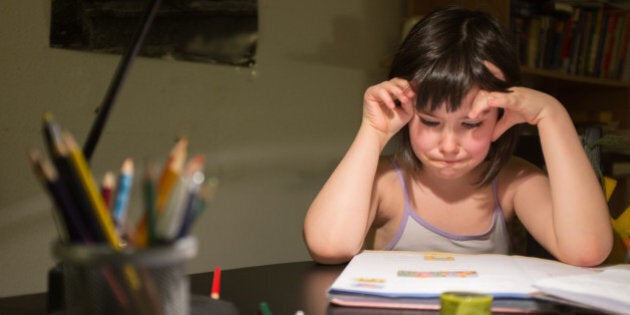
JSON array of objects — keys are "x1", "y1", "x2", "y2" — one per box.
[{"x1": 62, "y1": 131, "x2": 123, "y2": 250}]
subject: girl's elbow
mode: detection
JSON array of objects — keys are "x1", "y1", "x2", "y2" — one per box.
[
  {"x1": 308, "y1": 247, "x2": 355, "y2": 265},
  {"x1": 560, "y1": 235, "x2": 613, "y2": 267},
  {"x1": 304, "y1": 234, "x2": 361, "y2": 265}
]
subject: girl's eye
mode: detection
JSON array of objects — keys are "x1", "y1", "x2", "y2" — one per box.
[
  {"x1": 420, "y1": 118, "x2": 439, "y2": 127},
  {"x1": 462, "y1": 121, "x2": 483, "y2": 129}
]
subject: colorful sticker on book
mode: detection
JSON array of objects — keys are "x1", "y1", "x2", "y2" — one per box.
[
  {"x1": 351, "y1": 277, "x2": 386, "y2": 289},
  {"x1": 397, "y1": 270, "x2": 478, "y2": 278},
  {"x1": 424, "y1": 254, "x2": 455, "y2": 261}
]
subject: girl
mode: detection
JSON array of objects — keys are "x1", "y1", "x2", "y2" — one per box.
[{"x1": 303, "y1": 6, "x2": 612, "y2": 267}]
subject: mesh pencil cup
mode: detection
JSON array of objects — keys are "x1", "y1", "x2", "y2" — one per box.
[{"x1": 53, "y1": 236, "x2": 197, "y2": 315}]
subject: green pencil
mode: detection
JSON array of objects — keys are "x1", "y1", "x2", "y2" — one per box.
[{"x1": 259, "y1": 302, "x2": 272, "y2": 315}]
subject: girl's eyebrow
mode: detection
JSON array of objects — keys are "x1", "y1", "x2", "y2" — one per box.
[{"x1": 466, "y1": 109, "x2": 491, "y2": 120}]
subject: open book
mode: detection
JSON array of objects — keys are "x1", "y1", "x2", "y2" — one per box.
[{"x1": 328, "y1": 251, "x2": 630, "y2": 314}]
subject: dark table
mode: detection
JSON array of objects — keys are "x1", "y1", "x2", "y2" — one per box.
[{"x1": 0, "y1": 261, "x2": 603, "y2": 314}]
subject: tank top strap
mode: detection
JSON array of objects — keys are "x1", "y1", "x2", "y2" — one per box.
[{"x1": 390, "y1": 157, "x2": 411, "y2": 209}]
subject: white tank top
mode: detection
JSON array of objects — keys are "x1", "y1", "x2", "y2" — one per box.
[{"x1": 382, "y1": 160, "x2": 510, "y2": 254}]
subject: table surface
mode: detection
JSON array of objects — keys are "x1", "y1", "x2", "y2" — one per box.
[{"x1": 0, "y1": 260, "x2": 603, "y2": 315}]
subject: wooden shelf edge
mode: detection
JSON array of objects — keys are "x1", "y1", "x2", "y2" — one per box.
[{"x1": 520, "y1": 66, "x2": 630, "y2": 88}]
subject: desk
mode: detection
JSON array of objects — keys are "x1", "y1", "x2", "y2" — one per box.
[{"x1": 0, "y1": 261, "x2": 602, "y2": 315}]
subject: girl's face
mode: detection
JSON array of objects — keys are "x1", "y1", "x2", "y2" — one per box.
[{"x1": 408, "y1": 87, "x2": 498, "y2": 180}]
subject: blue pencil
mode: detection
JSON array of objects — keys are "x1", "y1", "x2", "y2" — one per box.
[{"x1": 113, "y1": 158, "x2": 134, "y2": 232}]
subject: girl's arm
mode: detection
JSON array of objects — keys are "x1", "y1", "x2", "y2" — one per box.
[
  {"x1": 303, "y1": 78, "x2": 415, "y2": 264},
  {"x1": 487, "y1": 87, "x2": 613, "y2": 266}
]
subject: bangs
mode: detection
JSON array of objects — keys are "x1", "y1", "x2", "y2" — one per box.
[{"x1": 412, "y1": 53, "x2": 513, "y2": 113}]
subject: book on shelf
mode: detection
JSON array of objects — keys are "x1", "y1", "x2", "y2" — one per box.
[
  {"x1": 511, "y1": 0, "x2": 630, "y2": 81},
  {"x1": 328, "y1": 251, "x2": 630, "y2": 314}
]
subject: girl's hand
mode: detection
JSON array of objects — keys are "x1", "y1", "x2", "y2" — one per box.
[
  {"x1": 470, "y1": 62, "x2": 563, "y2": 140},
  {"x1": 362, "y1": 78, "x2": 416, "y2": 139}
]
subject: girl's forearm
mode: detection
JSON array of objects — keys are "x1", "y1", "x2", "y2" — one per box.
[
  {"x1": 304, "y1": 124, "x2": 389, "y2": 263},
  {"x1": 537, "y1": 104, "x2": 612, "y2": 265}
]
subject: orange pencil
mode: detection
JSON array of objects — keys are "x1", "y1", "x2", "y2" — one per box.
[
  {"x1": 133, "y1": 138, "x2": 187, "y2": 247},
  {"x1": 155, "y1": 138, "x2": 188, "y2": 213}
]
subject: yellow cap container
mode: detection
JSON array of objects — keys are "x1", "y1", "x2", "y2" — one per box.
[{"x1": 440, "y1": 291, "x2": 493, "y2": 315}]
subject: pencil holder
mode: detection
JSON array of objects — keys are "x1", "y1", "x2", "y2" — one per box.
[{"x1": 53, "y1": 237, "x2": 197, "y2": 315}]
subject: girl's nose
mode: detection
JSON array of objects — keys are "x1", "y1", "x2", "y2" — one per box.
[{"x1": 439, "y1": 130, "x2": 459, "y2": 155}]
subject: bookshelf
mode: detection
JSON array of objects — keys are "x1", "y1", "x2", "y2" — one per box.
[{"x1": 406, "y1": 0, "x2": 630, "y2": 128}]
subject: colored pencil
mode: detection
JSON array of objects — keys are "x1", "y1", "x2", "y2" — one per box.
[
  {"x1": 259, "y1": 302, "x2": 273, "y2": 315},
  {"x1": 156, "y1": 154, "x2": 204, "y2": 241},
  {"x1": 29, "y1": 148, "x2": 132, "y2": 309},
  {"x1": 156, "y1": 138, "x2": 188, "y2": 213},
  {"x1": 62, "y1": 131, "x2": 123, "y2": 250},
  {"x1": 133, "y1": 138, "x2": 187, "y2": 247},
  {"x1": 143, "y1": 162, "x2": 158, "y2": 245},
  {"x1": 113, "y1": 158, "x2": 134, "y2": 231},
  {"x1": 101, "y1": 171, "x2": 116, "y2": 211},
  {"x1": 211, "y1": 266, "x2": 221, "y2": 300},
  {"x1": 43, "y1": 114, "x2": 105, "y2": 242},
  {"x1": 28, "y1": 148, "x2": 92, "y2": 243},
  {"x1": 177, "y1": 178, "x2": 218, "y2": 239}
]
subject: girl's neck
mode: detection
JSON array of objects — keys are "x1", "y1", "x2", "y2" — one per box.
[{"x1": 412, "y1": 164, "x2": 488, "y2": 201}]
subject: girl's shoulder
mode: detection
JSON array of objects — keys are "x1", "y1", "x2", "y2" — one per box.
[
  {"x1": 496, "y1": 156, "x2": 548, "y2": 206},
  {"x1": 499, "y1": 155, "x2": 546, "y2": 180}
]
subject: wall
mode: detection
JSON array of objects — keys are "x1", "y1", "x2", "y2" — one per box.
[{"x1": 0, "y1": 0, "x2": 405, "y2": 296}]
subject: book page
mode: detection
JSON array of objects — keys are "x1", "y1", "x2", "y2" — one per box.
[
  {"x1": 534, "y1": 268, "x2": 630, "y2": 314},
  {"x1": 329, "y1": 251, "x2": 594, "y2": 298}
]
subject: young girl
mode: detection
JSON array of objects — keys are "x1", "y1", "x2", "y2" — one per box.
[{"x1": 303, "y1": 6, "x2": 612, "y2": 267}]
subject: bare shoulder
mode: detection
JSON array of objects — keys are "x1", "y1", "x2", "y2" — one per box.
[
  {"x1": 498, "y1": 156, "x2": 547, "y2": 183},
  {"x1": 496, "y1": 156, "x2": 548, "y2": 215}
]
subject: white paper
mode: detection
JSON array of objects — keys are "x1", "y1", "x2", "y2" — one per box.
[
  {"x1": 329, "y1": 251, "x2": 594, "y2": 298},
  {"x1": 534, "y1": 268, "x2": 630, "y2": 314}
]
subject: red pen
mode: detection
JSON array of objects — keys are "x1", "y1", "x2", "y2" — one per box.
[{"x1": 211, "y1": 266, "x2": 221, "y2": 300}]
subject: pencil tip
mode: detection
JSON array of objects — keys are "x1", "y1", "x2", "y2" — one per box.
[
  {"x1": 122, "y1": 157, "x2": 134, "y2": 173},
  {"x1": 43, "y1": 112, "x2": 54, "y2": 122}
]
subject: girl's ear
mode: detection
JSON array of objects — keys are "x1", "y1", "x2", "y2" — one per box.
[{"x1": 483, "y1": 61, "x2": 505, "y2": 81}]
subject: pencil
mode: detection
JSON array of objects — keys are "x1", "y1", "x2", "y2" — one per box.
[
  {"x1": 113, "y1": 158, "x2": 134, "y2": 231},
  {"x1": 143, "y1": 162, "x2": 158, "y2": 245},
  {"x1": 62, "y1": 131, "x2": 123, "y2": 250},
  {"x1": 28, "y1": 148, "x2": 92, "y2": 243},
  {"x1": 156, "y1": 138, "x2": 188, "y2": 212},
  {"x1": 133, "y1": 138, "x2": 187, "y2": 247},
  {"x1": 211, "y1": 266, "x2": 221, "y2": 300},
  {"x1": 259, "y1": 302, "x2": 273, "y2": 315},
  {"x1": 101, "y1": 171, "x2": 116, "y2": 211},
  {"x1": 177, "y1": 178, "x2": 218, "y2": 239},
  {"x1": 43, "y1": 114, "x2": 105, "y2": 242},
  {"x1": 156, "y1": 154, "x2": 204, "y2": 241}
]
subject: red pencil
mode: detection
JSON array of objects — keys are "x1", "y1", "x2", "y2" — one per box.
[
  {"x1": 211, "y1": 266, "x2": 221, "y2": 300},
  {"x1": 101, "y1": 171, "x2": 116, "y2": 211}
]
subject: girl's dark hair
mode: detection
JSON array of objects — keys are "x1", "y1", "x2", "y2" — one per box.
[{"x1": 389, "y1": 6, "x2": 522, "y2": 186}]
